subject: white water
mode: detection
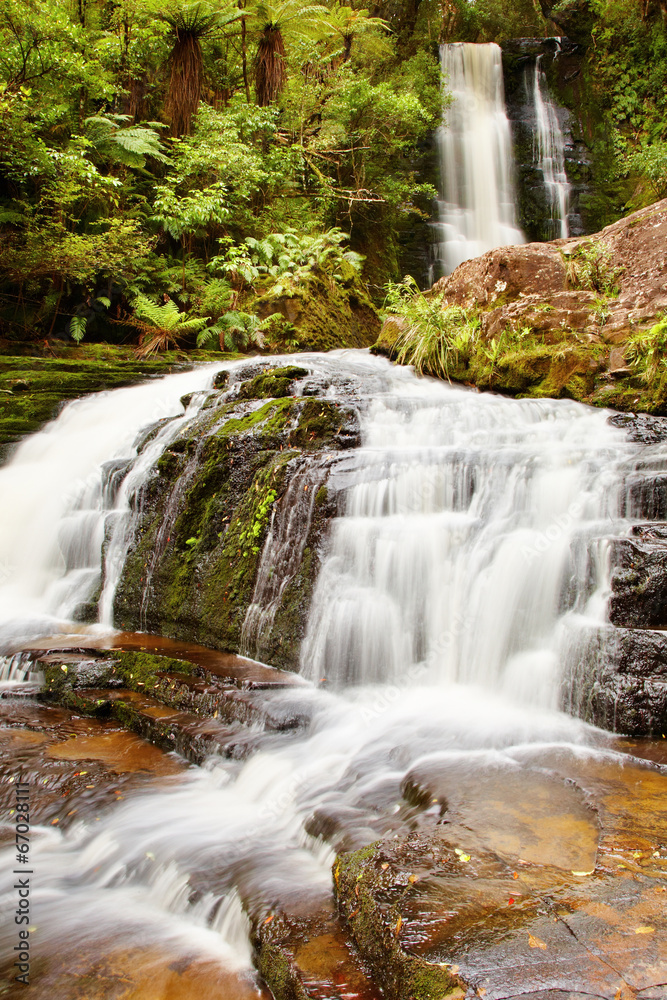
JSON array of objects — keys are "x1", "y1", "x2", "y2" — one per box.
[
  {"x1": 431, "y1": 42, "x2": 524, "y2": 278},
  {"x1": 532, "y1": 52, "x2": 570, "y2": 239},
  {"x1": 0, "y1": 364, "x2": 224, "y2": 654},
  {"x1": 0, "y1": 352, "x2": 651, "y2": 982}
]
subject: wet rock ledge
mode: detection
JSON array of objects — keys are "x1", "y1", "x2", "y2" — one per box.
[{"x1": 107, "y1": 362, "x2": 362, "y2": 672}]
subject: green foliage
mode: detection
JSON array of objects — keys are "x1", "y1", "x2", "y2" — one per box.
[
  {"x1": 132, "y1": 293, "x2": 209, "y2": 354},
  {"x1": 384, "y1": 276, "x2": 480, "y2": 380},
  {"x1": 629, "y1": 141, "x2": 667, "y2": 199},
  {"x1": 84, "y1": 115, "x2": 169, "y2": 168},
  {"x1": 239, "y1": 486, "x2": 277, "y2": 555},
  {"x1": 197, "y1": 309, "x2": 268, "y2": 351},
  {"x1": 209, "y1": 228, "x2": 364, "y2": 293},
  {"x1": 564, "y1": 242, "x2": 624, "y2": 296},
  {"x1": 627, "y1": 314, "x2": 667, "y2": 385}
]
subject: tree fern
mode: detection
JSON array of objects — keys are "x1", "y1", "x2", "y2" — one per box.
[
  {"x1": 132, "y1": 294, "x2": 209, "y2": 356},
  {"x1": 84, "y1": 116, "x2": 169, "y2": 169}
]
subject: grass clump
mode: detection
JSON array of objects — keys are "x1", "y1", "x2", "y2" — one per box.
[
  {"x1": 383, "y1": 276, "x2": 480, "y2": 381},
  {"x1": 563, "y1": 241, "x2": 624, "y2": 296}
]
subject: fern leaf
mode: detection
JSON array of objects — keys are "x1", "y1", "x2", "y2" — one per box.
[{"x1": 69, "y1": 316, "x2": 88, "y2": 343}]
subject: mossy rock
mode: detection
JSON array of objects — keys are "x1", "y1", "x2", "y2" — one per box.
[
  {"x1": 254, "y1": 272, "x2": 379, "y2": 352},
  {"x1": 0, "y1": 346, "x2": 226, "y2": 458},
  {"x1": 334, "y1": 843, "x2": 467, "y2": 1000},
  {"x1": 237, "y1": 366, "x2": 308, "y2": 401}
]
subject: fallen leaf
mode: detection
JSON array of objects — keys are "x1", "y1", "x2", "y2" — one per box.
[
  {"x1": 381, "y1": 863, "x2": 389, "y2": 870},
  {"x1": 263, "y1": 915, "x2": 274, "y2": 925},
  {"x1": 408, "y1": 874, "x2": 419, "y2": 883},
  {"x1": 571, "y1": 870, "x2": 594, "y2": 876},
  {"x1": 635, "y1": 926, "x2": 655, "y2": 934},
  {"x1": 508, "y1": 897, "x2": 515, "y2": 905},
  {"x1": 528, "y1": 933, "x2": 547, "y2": 950},
  {"x1": 513, "y1": 871, "x2": 519, "y2": 879},
  {"x1": 395, "y1": 916, "x2": 402, "y2": 935},
  {"x1": 477, "y1": 989, "x2": 486, "y2": 997}
]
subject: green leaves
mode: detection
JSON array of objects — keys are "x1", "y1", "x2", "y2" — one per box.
[
  {"x1": 384, "y1": 276, "x2": 480, "y2": 382},
  {"x1": 84, "y1": 116, "x2": 169, "y2": 169},
  {"x1": 68, "y1": 315, "x2": 87, "y2": 343},
  {"x1": 209, "y1": 228, "x2": 364, "y2": 294}
]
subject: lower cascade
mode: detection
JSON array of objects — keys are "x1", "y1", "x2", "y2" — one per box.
[
  {"x1": 1, "y1": 353, "x2": 666, "y2": 998},
  {"x1": 431, "y1": 42, "x2": 524, "y2": 278}
]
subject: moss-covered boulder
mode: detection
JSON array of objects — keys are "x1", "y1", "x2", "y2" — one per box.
[
  {"x1": 111, "y1": 362, "x2": 360, "y2": 669},
  {"x1": 254, "y1": 270, "x2": 380, "y2": 352},
  {"x1": 0, "y1": 344, "x2": 225, "y2": 459}
]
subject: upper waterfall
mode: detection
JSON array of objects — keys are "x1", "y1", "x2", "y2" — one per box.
[
  {"x1": 431, "y1": 42, "x2": 524, "y2": 278},
  {"x1": 531, "y1": 52, "x2": 571, "y2": 238}
]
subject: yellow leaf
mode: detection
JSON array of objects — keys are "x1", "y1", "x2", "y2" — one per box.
[
  {"x1": 528, "y1": 933, "x2": 547, "y2": 950},
  {"x1": 381, "y1": 863, "x2": 389, "y2": 870},
  {"x1": 395, "y1": 916, "x2": 402, "y2": 935},
  {"x1": 571, "y1": 870, "x2": 594, "y2": 876},
  {"x1": 635, "y1": 925, "x2": 655, "y2": 934},
  {"x1": 408, "y1": 874, "x2": 419, "y2": 883}
]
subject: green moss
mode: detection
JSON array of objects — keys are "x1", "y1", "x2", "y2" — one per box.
[
  {"x1": 254, "y1": 272, "x2": 379, "y2": 353},
  {"x1": 334, "y1": 844, "x2": 467, "y2": 1000},
  {"x1": 237, "y1": 366, "x2": 308, "y2": 400},
  {"x1": 289, "y1": 399, "x2": 341, "y2": 449},
  {"x1": 217, "y1": 398, "x2": 295, "y2": 443}
]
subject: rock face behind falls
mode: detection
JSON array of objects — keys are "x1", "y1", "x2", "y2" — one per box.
[
  {"x1": 109, "y1": 363, "x2": 360, "y2": 672},
  {"x1": 379, "y1": 199, "x2": 667, "y2": 415}
]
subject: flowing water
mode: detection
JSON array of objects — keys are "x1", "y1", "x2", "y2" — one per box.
[
  {"x1": 0, "y1": 353, "x2": 662, "y2": 994},
  {"x1": 531, "y1": 52, "x2": 571, "y2": 239},
  {"x1": 431, "y1": 42, "x2": 524, "y2": 278}
]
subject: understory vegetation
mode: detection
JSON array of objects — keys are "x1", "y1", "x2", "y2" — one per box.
[
  {"x1": 1, "y1": 0, "x2": 666, "y2": 359},
  {"x1": 0, "y1": 0, "x2": 442, "y2": 350}
]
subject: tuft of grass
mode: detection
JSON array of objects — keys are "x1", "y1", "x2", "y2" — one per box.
[{"x1": 383, "y1": 276, "x2": 479, "y2": 381}]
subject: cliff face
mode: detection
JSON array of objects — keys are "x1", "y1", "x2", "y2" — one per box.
[
  {"x1": 502, "y1": 37, "x2": 596, "y2": 240},
  {"x1": 109, "y1": 362, "x2": 361, "y2": 672}
]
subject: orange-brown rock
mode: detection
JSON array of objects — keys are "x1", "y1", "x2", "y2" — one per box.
[{"x1": 432, "y1": 198, "x2": 667, "y2": 348}]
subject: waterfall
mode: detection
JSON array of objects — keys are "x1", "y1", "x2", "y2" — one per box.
[
  {"x1": 532, "y1": 52, "x2": 571, "y2": 239},
  {"x1": 0, "y1": 352, "x2": 660, "y2": 992},
  {"x1": 431, "y1": 42, "x2": 524, "y2": 278},
  {"x1": 300, "y1": 368, "x2": 634, "y2": 707},
  {"x1": 0, "y1": 364, "x2": 223, "y2": 654}
]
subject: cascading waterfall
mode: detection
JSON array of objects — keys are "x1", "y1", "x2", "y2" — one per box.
[
  {"x1": 0, "y1": 364, "x2": 224, "y2": 654},
  {"x1": 300, "y1": 368, "x2": 633, "y2": 706},
  {"x1": 431, "y1": 42, "x2": 524, "y2": 278},
  {"x1": 0, "y1": 352, "x2": 656, "y2": 987},
  {"x1": 531, "y1": 52, "x2": 571, "y2": 239}
]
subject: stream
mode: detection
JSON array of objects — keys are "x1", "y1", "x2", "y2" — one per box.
[{"x1": 0, "y1": 352, "x2": 666, "y2": 999}]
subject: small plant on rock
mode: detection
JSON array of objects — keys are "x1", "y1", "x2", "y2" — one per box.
[
  {"x1": 383, "y1": 276, "x2": 480, "y2": 381},
  {"x1": 564, "y1": 241, "x2": 624, "y2": 296}
]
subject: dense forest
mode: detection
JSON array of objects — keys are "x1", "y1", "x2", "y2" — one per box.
[{"x1": 0, "y1": 0, "x2": 666, "y2": 355}]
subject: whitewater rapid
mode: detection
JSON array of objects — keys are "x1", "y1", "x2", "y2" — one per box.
[{"x1": 0, "y1": 350, "x2": 650, "y2": 984}]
